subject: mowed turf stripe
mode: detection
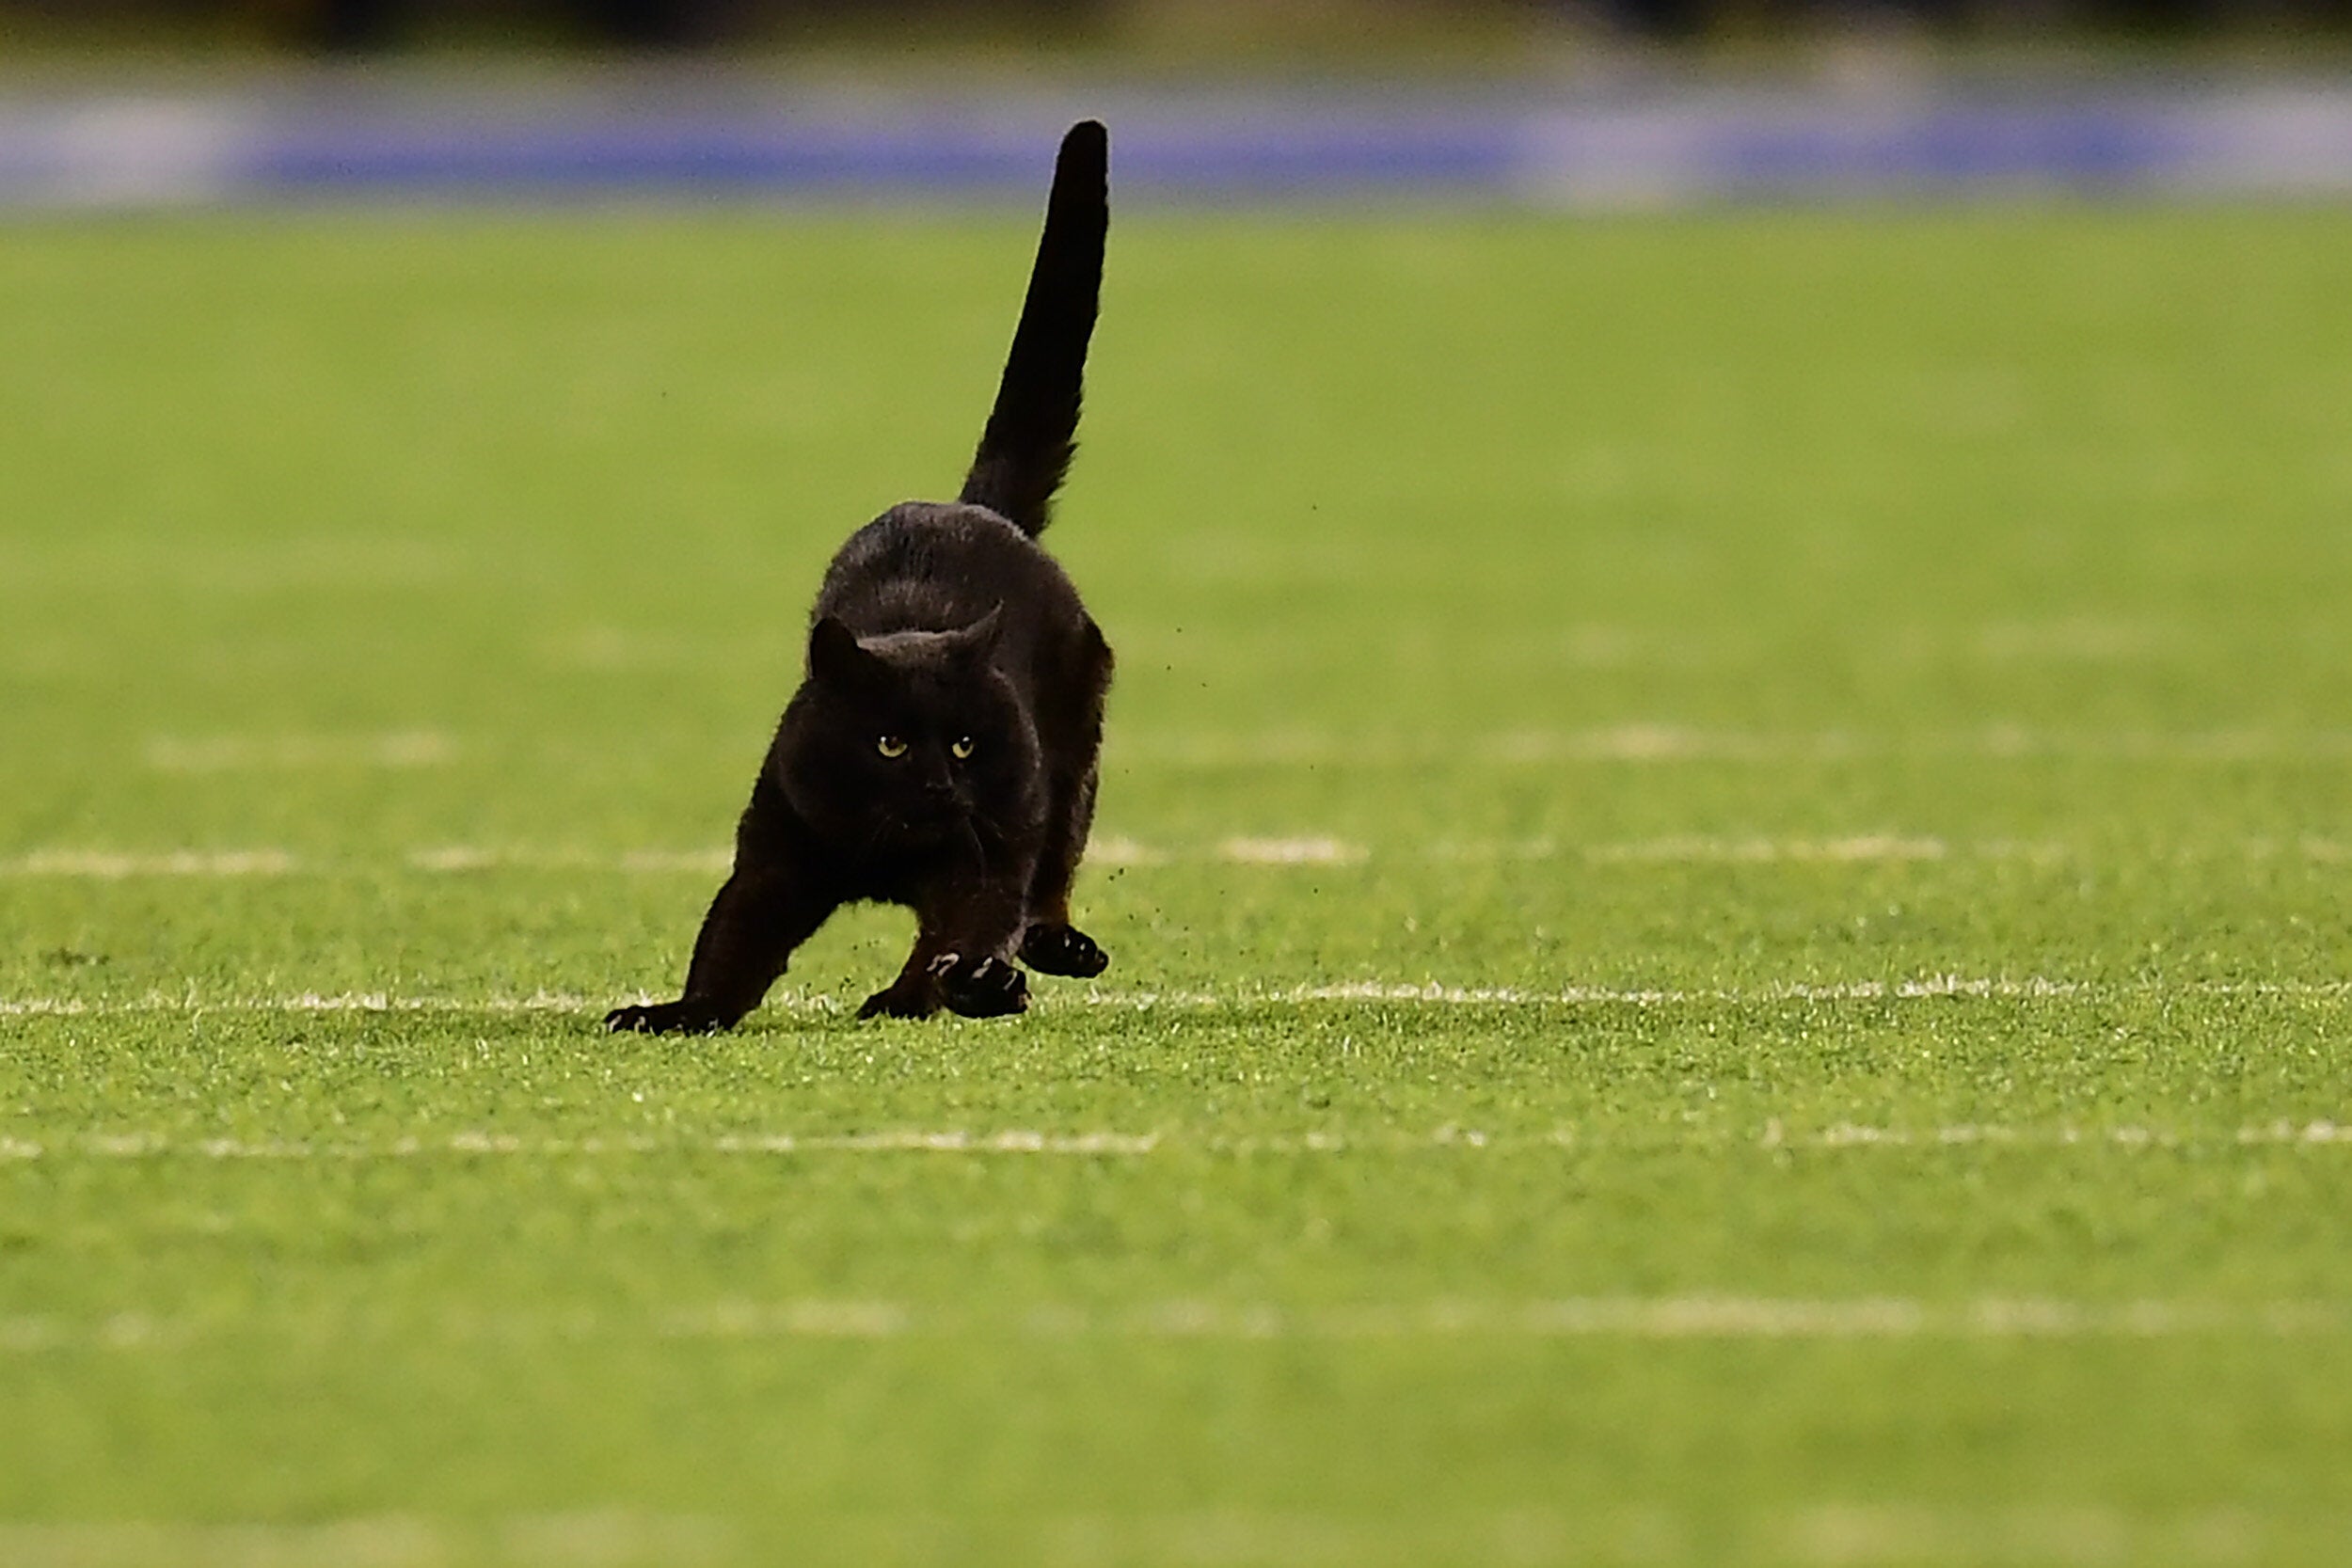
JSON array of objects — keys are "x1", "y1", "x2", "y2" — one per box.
[{"x1": 4, "y1": 1297, "x2": 2346, "y2": 1354}]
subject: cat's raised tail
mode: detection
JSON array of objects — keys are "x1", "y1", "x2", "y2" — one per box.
[{"x1": 958, "y1": 119, "x2": 1108, "y2": 539}]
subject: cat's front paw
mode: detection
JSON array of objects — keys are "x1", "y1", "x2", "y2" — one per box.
[
  {"x1": 1020, "y1": 922, "x2": 1109, "y2": 978},
  {"x1": 927, "y1": 951, "x2": 1029, "y2": 1018},
  {"x1": 605, "y1": 998, "x2": 733, "y2": 1036}
]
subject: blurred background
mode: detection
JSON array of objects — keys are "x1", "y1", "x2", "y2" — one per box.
[
  {"x1": 4, "y1": 1, "x2": 2351, "y2": 208},
  {"x1": 5, "y1": 0, "x2": 2352, "y2": 53}
]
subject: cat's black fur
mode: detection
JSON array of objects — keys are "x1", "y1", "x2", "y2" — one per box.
[{"x1": 606, "y1": 120, "x2": 1115, "y2": 1034}]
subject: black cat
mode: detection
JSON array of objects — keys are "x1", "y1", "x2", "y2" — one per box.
[{"x1": 607, "y1": 121, "x2": 1116, "y2": 1033}]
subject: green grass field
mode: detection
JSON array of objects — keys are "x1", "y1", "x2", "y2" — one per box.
[{"x1": 4, "y1": 206, "x2": 2350, "y2": 1565}]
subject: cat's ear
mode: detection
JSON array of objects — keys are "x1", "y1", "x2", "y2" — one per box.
[
  {"x1": 808, "y1": 617, "x2": 882, "y2": 688},
  {"x1": 947, "y1": 605, "x2": 1004, "y2": 662}
]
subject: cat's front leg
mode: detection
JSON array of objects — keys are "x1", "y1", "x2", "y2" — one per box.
[
  {"x1": 927, "y1": 950, "x2": 1029, "y2": 1018},
  {"x1": 932, "y1": 860, "x2": 1040, "y2": 1018},
  {"x1": 604, "y1": 997, "x2": 738, "y2": 1037},
  {"x1": 857, "y1": 932, "x2": 1028, "y2": 1021},
  {"x1": 862, "y1": 867, "x2": 1033, "y2": 1021},
  {"x1": 856, "y1": 938, "x2": 950, "y2": 1021},
  {"x1": 608, "y1": 863, "x2": 835, "y2": 1035}
]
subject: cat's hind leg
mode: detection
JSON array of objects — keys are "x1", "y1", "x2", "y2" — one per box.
[
  {"x1": 1020, "y1": 754, "x2": 1110, "y2": 978},
  {"x1": 1009, "y1": 618, "x2": 1113, "y2": 981}
]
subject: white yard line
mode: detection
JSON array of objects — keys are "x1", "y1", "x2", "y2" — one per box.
[
  {"x1": 0, "y1": 1130, "x2": 1163, "y2": 1161},
  {"x1": 119, "y1": 725, "x2": 2352, "y2": 780},
  {"x1": 1091, "y1": 976, "x2": 2352, "y2": 1006},
  {"x1": 405, "y1": 847, "x2": 735, "y2": 874},
  {"x1": 1112, "y1": 726, "x2": 2352, "y2": 767},
  {"x1": 0, "y1": 990, "x2": 602, "y2": 1016},
  {"x1": 1584, "y1": 834, "x2": 1951, "y2": 863},
  {"x1": 2, "y1": 1296, "x2": 2341, "y2": 1354},
  {"x1": 0, "y1": 1508, "x2": 2325, "y2": 1568},
  {"x1": 144, "y1": 731, "x2": 455, "y2": 771},
  {"x1": 6, "y1": 833, "x2": 2343, "y2": 876},
  {"x1": 7, "y1": 975, "x2": 2352, "y2": 1019},
  {"x1": 0, "y1": 849, "x2": 299, "y2": 878},
  {"x1": 1106, "y1": 1297, "x2": 2349, "y2": 1341},
  {"x1": 1, "y1": 1122, "x2": 2342, "y2": 1164},
  {"x1": 1216, "y1": 836, "x2": 1370, "y2": 865},
  {"x1": 0, "y1": 1513, "x2": 728, "y2": 1568},
  {"x1": 1087, "y1": 833, "x2": 1170, "y2": 866},
  {"x1": 664, "y1": 1295, "x2": 2352, "y2": 1341},
  {"x1": 1776, "y1": 1503, "x2": 2318, "y2": 1567},
  {"x1": 109, "y1": 724, "x2": 2339, "y2": 780}
]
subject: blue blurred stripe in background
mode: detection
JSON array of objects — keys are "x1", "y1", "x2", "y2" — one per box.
[{"x1": 4, "y1": 79, "x2": 2350, "y2": 206}]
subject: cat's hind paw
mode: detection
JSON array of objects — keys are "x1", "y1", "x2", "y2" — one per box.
[
  {"x1": 1020, "y1": 923, "x2": 1109, "y2": 978},
  {"x1": 927, "y1": 952, "x2": 1030, "y2": 1018},
  {"x1": 605, "y1": 998, "x2": 733, "y2": 1036}
]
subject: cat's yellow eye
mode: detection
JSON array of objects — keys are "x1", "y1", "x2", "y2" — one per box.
[
  {"x1": 950, "y1": 736, "x2": 977, "y2": 760},
  {"x1": 876, "y1": 736, "x2": 909, "y2": 759}
]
